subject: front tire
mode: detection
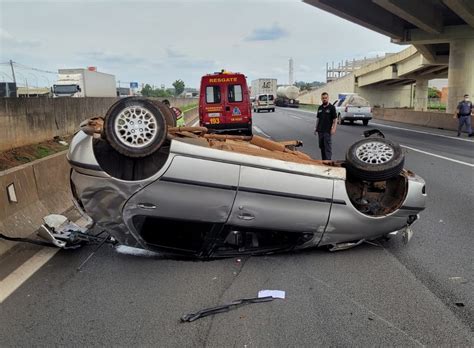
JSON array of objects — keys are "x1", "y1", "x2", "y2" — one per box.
[
  {"x1": 363, "y1": 120, "x2": 369, "y2": 126},
  {"x1": 104, "y1": 98, "x2": 167, "y2": 158},
  {"x1": 345, "y1": 138, "x2": 404, "y2": 181}
]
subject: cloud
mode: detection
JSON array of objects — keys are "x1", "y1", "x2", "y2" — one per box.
[
  {"x1": 245, "y1": 23, "x2": 288, "y2": 41},
  {"x1": 0, "y1": 28, "x2": 40, "y2": 48},
  {"x1": 81, "y1": 51, "x2": 151, "y2": 66},
  {"x1": 165, "y1": 47, "x2": 217, "y2": 70}
]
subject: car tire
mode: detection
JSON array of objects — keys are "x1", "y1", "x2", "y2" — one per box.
[
  {"x1": 345, "y1": 138, "x2": 404, "y2": 181},
  {"x1": 272, "y1": 108, "x2": 275, "y2": 112},
  {"x1": 363, "y1": 120, "x2": 369, "y2": 126},
  {"x1": 149, "y1": 100, "x2": 176, "y2": 127},
  {"x1": 104, "y1": 97, "x2": 167, "y2": 158}
]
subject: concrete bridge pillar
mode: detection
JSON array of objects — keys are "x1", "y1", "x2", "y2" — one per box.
[
  {"x1": 414, "y1": 79, "x2": 428, "y2": 111},
  {"x1": 447, "y1": 38, "x2": 474, "y2": 113}
]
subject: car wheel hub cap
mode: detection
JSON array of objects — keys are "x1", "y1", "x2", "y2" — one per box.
[
  {"x1": 114, "y1": 106, "x2": 158, "y2": 148},
  {"x1": 356, "y1": 141, "x2": 394, "y2": 164}
]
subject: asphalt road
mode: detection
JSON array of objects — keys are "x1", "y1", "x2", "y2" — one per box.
[{"x1": 1, "y1": 108, "x2": 473, "y2": 346}]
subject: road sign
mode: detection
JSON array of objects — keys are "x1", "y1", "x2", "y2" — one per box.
[{"x1": 130, "y1": 82, "x2": 138, "y2": 89}]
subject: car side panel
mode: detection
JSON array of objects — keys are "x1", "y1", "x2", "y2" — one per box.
[
  {"x1": 228, "y1": 166, "x2": 333, "y2": 241},
  {"x1": 123, "y1": 156, "x2": 239, "y2": 224}
]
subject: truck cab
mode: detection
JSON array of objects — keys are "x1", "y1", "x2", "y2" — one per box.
[
  {"x1": 53, "y1": 73, "x2": 84, "y2": 97},
  {"x1": 199, "y1": 71, "x2": 252, "y2": 135}
]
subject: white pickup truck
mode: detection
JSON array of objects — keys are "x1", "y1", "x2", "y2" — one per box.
[{"x1": 333, "y1": 95, "x2": 372, "y2": 126}]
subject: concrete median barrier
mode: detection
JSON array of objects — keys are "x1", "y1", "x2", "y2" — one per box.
[
  {"x1": 373, "y1": 108, "x2": 473, "y2": 131},
  {"x1": 0, "y1": 151, "x2": 72, "y2": 255},
  {"x1": 183, "y1": 106, "x2": 198, "y2": 125},
  {"x1": 0, "y1": 97, "x2": 198, "y2": 152}
]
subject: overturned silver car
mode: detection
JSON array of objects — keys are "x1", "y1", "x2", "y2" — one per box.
[{"x1": 68, "y1": 98, "x2": 426, "y2": 258}]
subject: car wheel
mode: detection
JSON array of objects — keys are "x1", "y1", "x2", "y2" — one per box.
[
  {"x1": 363, "y1": 120, "x2": 369, "y2": 126},
  {"x1": 272, "y1": 108, "x2": 275, "y2": 112},
  {"x1": 345, "y1": 138, "x2": 404, "y2": 181},
  {"x1": 104, "y1": 98, "x2": 167, "y2": 158}
]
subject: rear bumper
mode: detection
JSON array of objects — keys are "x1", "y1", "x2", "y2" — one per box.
[
  {"x1": 341, "y1": 113, "x2": 372, "y2": 121},
  {"x1": 202, "y1": 122, "x2": 251, "y2": 132}
]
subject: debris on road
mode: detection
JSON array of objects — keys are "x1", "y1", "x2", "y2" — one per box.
[
  {"x1": 258, "y1": 290, "x2": 286, "y2": 299},
  {"x1": 180, "y1": 296, "x2": 274, "y2": 323}
]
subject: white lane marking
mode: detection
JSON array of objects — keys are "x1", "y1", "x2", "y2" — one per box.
[
  {"x1": 283, "y1": 107, "x2": 474, "y2": 142},
  {"x1": 0, "y1": 248, "x2": 59, "y2": 303},
  {"x1": 371, "y1": 122, "x2": 474, "y2": 143},
  {"x1": 190, "y1": 119, "x2": 199, "y2": 127},
  {"x1": 401, "y1": 145, "x2": 474, "y2": 167},
  {"x1": 289, "y1": 115, "x2": 303, "y2": 120},
  {"x1": 253, "y1": 126, "x2": 271, "y2": 138}
]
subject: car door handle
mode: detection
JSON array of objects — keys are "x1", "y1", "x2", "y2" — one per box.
[
  {"x1": 138, "y1": 203, "x2": 156, "y2": 210},
  {"x1": 237, "y1": 213, "x2": 255, "y2": 221}
]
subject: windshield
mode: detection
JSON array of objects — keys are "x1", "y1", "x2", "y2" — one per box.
[
  {"x1": 54, "y1": 84, "x2": 79, "y2": 94},
  {"x1": 258, "y1": 94, "x2": 274, "y2": 101}
]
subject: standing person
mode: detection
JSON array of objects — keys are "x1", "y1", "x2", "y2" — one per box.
[
  {"x1": 163, "y1": 99, "x2": 185, "y2": 127},
  {"x1": 454, "y1": 94, "x2": 473, "y2": 137},
  {"x1": 314, "y1": 92, "x2": 337, "y2": 160}
]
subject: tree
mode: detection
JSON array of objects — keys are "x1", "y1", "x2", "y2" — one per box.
[
  {"x1": 428, "y1": 87, "x2": 440, "y2": 99},
  {"x1": 141, "y1": 84, "x2": 153, "y2": 97},
  {"x1": 172, "y1": 79, "x2": 185, "y2": 96}
]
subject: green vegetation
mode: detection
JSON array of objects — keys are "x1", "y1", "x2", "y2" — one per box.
[
  {"x1": 181, "y1": 103, "x2": 198, "y2": 112},
  {"x1": 295, "y1": 81, "x2": 326, "y2": 91},
  {"x1": 428, "y1": 86, "x2": 440, "y2": 99},
  {"x1": 428, "y1": 102, "x2": 446, "y2": 111},
  {"x1": 299, "y1": 104, "x2": 319, "y2": 112},
  {"x1": 172, "y1": 79, "x2": 185, "y2": 96},
  {"x1": 36, "y1": 146, "x2": 52, "y2": 158},
  {"x1": 141, "y1": 84, "x2": 175, "y2": 97}
]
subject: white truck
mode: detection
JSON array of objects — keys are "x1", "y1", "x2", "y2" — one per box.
[
  {"x1": 275, "y1": 85, "x2": 300, "y2": 108},
  {"x1": 334, "y1": 94, "x2": 372, "y2": 126},
  {"x1": 53, "y1": 69, "x2": 116, "y2": 97},
  {"x1": 251, "y1": 78, "x2": 277, "y2": 113}
]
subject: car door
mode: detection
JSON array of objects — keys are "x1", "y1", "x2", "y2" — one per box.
[
  {"x1": 227, "y1": 166, "x2": 333, "y2": 243},
  {"x1": 123, "y1": 156, "x2": 239, "y2": 253},
  {"x1": 225, "y1": 83, "x2": 248, "y2": 126}
]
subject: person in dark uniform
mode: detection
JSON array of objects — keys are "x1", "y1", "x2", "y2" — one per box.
[
  {"x1": 314, "y1": 92, "x2": 337, "y2": 160},
  {"x1": 454, "y1": 94, "x2": 473, "y2": 137}
]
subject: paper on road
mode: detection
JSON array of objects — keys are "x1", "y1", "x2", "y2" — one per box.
[{"x1": 258, "y1": 290, "x2": 286, "y2": 299}]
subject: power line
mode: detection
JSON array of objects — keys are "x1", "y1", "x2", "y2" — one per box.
[{"x1": 11, "y1": 61, "x2": 57, "y2": 74}]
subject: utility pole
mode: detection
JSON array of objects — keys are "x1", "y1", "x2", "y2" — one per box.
[{"x1": 9, "y1": 60, "x2": 16, "y2": 84}]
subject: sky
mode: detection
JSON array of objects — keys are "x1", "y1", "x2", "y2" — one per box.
[{"x1": 0, "y1": 0, "x2": 409, "y2": 89}]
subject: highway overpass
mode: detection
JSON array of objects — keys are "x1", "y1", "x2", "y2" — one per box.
[{"x1": 303, "y1": 0, "x2": 474, "y2": 113}]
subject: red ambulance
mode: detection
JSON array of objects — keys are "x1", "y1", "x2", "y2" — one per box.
[{"x1": 199, "y1": 70, "x2": 252, "y2": 135}]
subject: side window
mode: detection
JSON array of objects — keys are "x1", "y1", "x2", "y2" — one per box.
[
  {"x1": 228, "y1": 85, "x2": 243, "y2": 102},
  {"x1": 206, "y1": 86, "x2": 221, "y2": 104},
  {"x1": 268, "y1": 95, "x2": 274, "y2": 101}
]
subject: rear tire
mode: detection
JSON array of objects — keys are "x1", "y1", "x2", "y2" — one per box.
[
  {"x1": 104, "y1": 98, "x2": 167, "y2": 158},
  {"x1": 363, "y1": 120, "x2": 369, "y2": 126},
  {"x1": 345, "y1": 138, "x2": 404, "y2": 181}
]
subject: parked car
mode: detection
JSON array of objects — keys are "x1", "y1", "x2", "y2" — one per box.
[
  {"x1": 199, "y1": 70, "x2": 252, "y2": 135},
  {"x1": 253, "y1": 94, "x2": 275, "y2": 113},
  {"x1": 334, "y1": 95, "x2": 372, "y2": 126},
  {"x1": 68, "y1": 98, "x2": 426, "y2": 258}
]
